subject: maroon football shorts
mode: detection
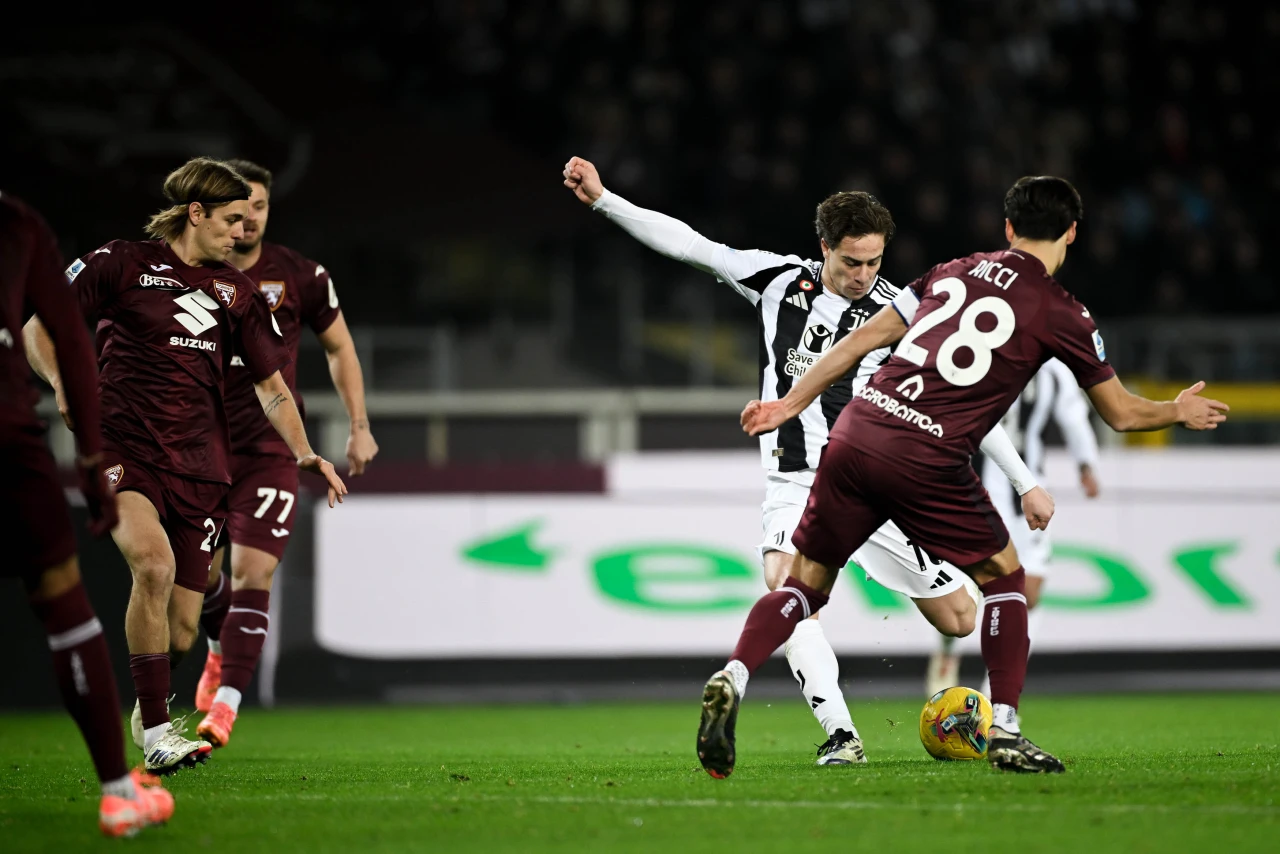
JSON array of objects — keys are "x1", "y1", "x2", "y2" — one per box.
[
  {"x1": 0, "y1": 424, "x2": 77, "y2": 583},
  {"x1": 791, "y1": 438, "x2": 1010, "y2": 571},
  {"x1": 100, "y1": 446, "x2": 228, "y2": 593},
  {"x1": 226, "y1": 453, "x2": 299, "y2": 561}
]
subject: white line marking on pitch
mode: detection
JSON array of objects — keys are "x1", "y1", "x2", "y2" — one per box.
[{"x1": 200, "y1": 791, "x2": 1278, "y2": 817}]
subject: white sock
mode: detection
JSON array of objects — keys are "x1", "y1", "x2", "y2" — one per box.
[
  {"x1": 723, "y1": 660, "x2": 749, "y2": 699},
  {"x1": 784, "y1": 619, "x2": 858, "y2": 739},
  {"x1": 937, "y1": 633, "x2": 956, "y2": 654},
  {"x1": 143, "y1": 722, "x2": 170, "y2": 752},
  {"x1": 993, "y1": 702, "x2": 1020, "y2": 733},
  {"x1": 213, "y1": 685, "x2": 243, "y2": 714},
  {"x1": 101, "y1": 775, "x2": 138, "y2": 800},
  {"x1": 208, "y1": 639, "x2": 222, "y2": 656}
]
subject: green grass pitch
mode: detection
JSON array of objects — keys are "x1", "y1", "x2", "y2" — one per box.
[{"x1": 1, "y1": 693, "x2": 1277, "y2": 853}]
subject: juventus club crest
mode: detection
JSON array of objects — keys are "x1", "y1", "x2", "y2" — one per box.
[
  {"x1": 104, "y1": 464, "x2": 123, "y2": 486},
  {"x1": 802, "y1": 323, "x2": 834, "y2": 353},
  {"x1": 260, "y1": 281, "x2": 285, "y2": 310},
  {"x1": 213, "y1": 281, "x2": 237, "y2": 307}
]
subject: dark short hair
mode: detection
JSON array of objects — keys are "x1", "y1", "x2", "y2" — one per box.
[
  {"x1": 226, "y1": 159, "x2": 274, "y2": 192},
  {"x1": 814, "y1": 191, "x2": 896, "y2": 248},
  {"x1": 1003, "y1": 176, "x2": 1083, "y2": 241}
]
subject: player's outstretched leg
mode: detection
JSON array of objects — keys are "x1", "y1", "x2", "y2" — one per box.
[
  {"x1": 978, "y1": 568, "x2": 1063, "y2": 773},
  {"x1": 697, "y1": 574, "x2": 831, "y2": 778},
  {"x1": 196, "y1": 563, "x2": 231, "y2": 713},
  {"x1": 784, "y1": 620, "x2": 864, "y2": 765},
  {"x1": 28, "y1": 564, "x2": 175, "y2": 837}
]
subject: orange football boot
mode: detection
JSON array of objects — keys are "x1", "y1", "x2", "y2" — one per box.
[
  {"x1": 197, "y1": 701, "x2": 237, "y2": 748},
  {"x1": 195, "y1": 650, "x2": 222, "y2": 713}
]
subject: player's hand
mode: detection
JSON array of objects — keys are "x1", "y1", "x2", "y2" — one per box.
[
  {"x1": 563, "y1": 156, "x2": 605, "y2": 205},
  {"x1": 1021, "y1": 486, "x2": 1055, "y2": 532},
  {"x1": 1174, "y1": 381, "x2": 1229, "y2": 430},
  {"x1": 741, "y1": 399, "x2": 790, "y2": 437},
  {"x1": 55, "y1": 382, "x2": 73, "y2": 430},
  {"x1": 298, "y1": 454, "x2": 348, "y2": 508},
  {"x1": 346, "y1": 423, "x2": 379, "y2": 476},
  {"x1": 77, "y1": 455, "x2": 118, "y2": 537},
  {"x1": 1079, "y1": 464, "x2": 1100, "y2": 498}
]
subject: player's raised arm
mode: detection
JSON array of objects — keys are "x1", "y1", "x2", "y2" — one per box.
[
  {"x1": 741, "y1": 304, "x2": 907, "y2": 436},
  {"x1": 315, "y1": 312, "x2": 378, "y2": 475},
  {"x1": 1085, "y1": 376, "x2": 1227, "y2": 432},
  {"x1": 563, "y1": 156, "x2": 789, "y2": 303}
]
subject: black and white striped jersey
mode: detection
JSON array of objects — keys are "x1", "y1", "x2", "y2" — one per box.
[
  {"x1": 590, "y1": 189, "x2": 897, "y2": 472},
  {"x1": 722, "y1": 253, "x2": 898, "y2": 472}
]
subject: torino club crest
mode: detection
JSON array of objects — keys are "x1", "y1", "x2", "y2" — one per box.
[
  {"x1": 259, "y1": 281, "x2": 286, "y2": 311},
  {"x1": 213, "y1": 281, "x2": 237, "y2": 307}
]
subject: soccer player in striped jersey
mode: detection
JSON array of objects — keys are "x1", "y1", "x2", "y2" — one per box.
[
  {"x1": 564, "y1": 157, "x2": 1054, "y2": 766},
  {"x1": 927, "y1": 358, "x2": 1102, "y2": 697}
]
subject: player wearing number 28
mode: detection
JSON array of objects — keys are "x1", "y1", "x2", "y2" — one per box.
[
  {"x1": 193, "y1": 160, "x2": 378, "y2": 750},
  {"x1": 706, "y1": 176, "x2": 1230, "y2": 778},
  {"x1": 24, "y1": 158, "x2": 348, "y2": 776}
]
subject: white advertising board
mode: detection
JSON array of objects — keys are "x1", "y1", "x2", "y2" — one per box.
[{"x1": 316, "y1": 450, "x2": 1280, "y2": 658}]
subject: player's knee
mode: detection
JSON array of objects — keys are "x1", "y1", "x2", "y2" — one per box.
[
  {"x1": 27, "y1": 556, "x2": 81, "y2": 602},
  {"x1": 234, "y1": 562, "x2": 277, "y2": 590},
  {"x1": 129, "y1": 554, "x2": 175, "y2": 595}
]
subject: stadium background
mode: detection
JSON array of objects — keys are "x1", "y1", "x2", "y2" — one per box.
[{"x1": 3, "y1": 0, "x2": 1279, "y2": 710}]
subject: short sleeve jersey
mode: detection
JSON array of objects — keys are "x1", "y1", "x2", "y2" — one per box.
[
  {"x1": 67, "y1": 239, "x2": 291, "y2": 483},
  {"x1": 222, "y1": 242, "x2": 340, "y2": 457},
  {"x1": 0, "y1": 196, "x2": 63, "y2": 427},
  {"x1": 829, "y1": 249, "x2": 1115, "y2": 469}
]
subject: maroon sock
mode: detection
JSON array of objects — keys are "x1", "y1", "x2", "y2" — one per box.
[
  {"x1": 129, "y1": 653, "x2": 171, "y2": 730},
  {"x1": 220, "y1": 589, "x2": 270, "y2": 693},
  {"x1": 728, "y1": 576, "x2": 829, "y2": 674},
  {"x1": 980, "y1": 568, "x2": 1030, "y2": 710},
  {"x1": 32, "y1": 584, "x2": 129, "y2": 784},
  {"x1": 200, "y1": 571, "x2": 231, "y2": 644}
]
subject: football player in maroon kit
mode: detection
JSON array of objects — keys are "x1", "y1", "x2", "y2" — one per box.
[
  {"x1": 25, "y1": 158, "x2": 348, "y2": 775},
  {"x1": 3, "y1": 192, "x2": 174, "y2": 836},
  {"x1": 709, "y1": 176, "x2": 1229, "y2": 777},
  {"x1": 192, "y1": 159, "x2": 378, "y2": 748}
]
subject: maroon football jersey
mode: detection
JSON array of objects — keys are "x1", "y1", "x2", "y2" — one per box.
[
  {"x1": 0, "y1": 193, "x2": 104, "y2": 453},
  {"x1": 223, "y1": 242, "x2": 340, "y2": 458},
  {"x1": 68, "y1": 239, "x2": 291, "y2": 483},
  {"x1": 0, "y1": 196, "x2": 60, "y2": 426},
  {"x1": 830, "y1": 249, "x2": 1115, "y2": 467}
]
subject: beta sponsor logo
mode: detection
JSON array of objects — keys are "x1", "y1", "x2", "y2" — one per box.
[
  {"x1": 66, "y1": 259, "x2": 86, "y2": 282},
  {"x1": 1092, "y1": 330, "x2": 1107, "y2": 361},
  {"x1": 856, "y1": 384, "x2": 944, "y2": 437},
  {"x1": 139, "y1": 274, "x2": 186, "y2": 290},
  {"x1": 170, "y1": 336, "x2": 217, "y2": 352}
]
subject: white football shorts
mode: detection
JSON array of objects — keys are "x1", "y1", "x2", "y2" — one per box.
[{"x1": 758, "y1": 470, "x2": 967, "y2": 600}]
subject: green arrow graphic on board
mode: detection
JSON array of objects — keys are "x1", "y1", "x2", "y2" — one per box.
[{"x1": 461, "y1": 521, "x2": 555, "y2": 571}]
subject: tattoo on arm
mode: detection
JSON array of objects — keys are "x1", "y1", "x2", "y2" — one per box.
[
  {"x1": 264, "y1": 393, "x2": 288, "y2": 417},
  {"x1": 352, "y1": 418, "x2": 369, "y2": 430}
]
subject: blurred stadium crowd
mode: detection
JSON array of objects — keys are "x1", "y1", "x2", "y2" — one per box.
[
  {"x1": 3, "y1": 1, "x2": 1276, "y2": 388},
  {"x1": 419, "y1": 0, "x2": 1275, "y2": 318}
]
